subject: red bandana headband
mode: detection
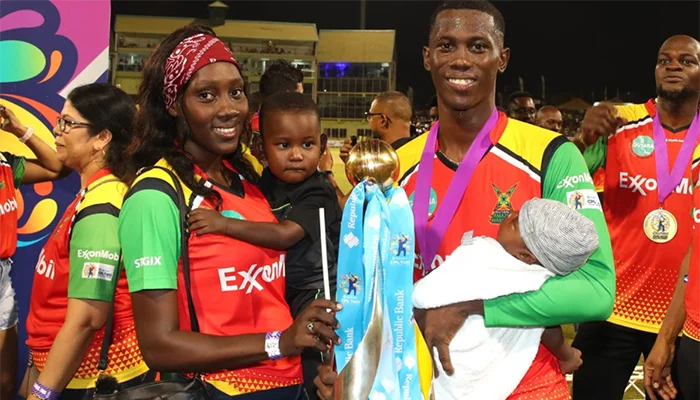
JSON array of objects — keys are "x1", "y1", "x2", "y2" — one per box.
[{"x1": 163, "y1": 33, "x2": 239, "y2": 110}]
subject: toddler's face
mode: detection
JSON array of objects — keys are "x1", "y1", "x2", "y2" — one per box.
[{"x1": 262, "y1": 111, "x2": 322, "y2": 184}]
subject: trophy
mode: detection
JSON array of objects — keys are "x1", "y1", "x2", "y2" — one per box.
[
  {"x1": 344, "y1": 139, "x2": 400, "y2": 189},
  {"x1": 332, "y1": 139, "x2": 400, "y2": 400}
]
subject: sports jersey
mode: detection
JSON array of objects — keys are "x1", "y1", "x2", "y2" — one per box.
[
  {"x1": 398, "y1": 112, "x2": 614, "y2": 399},
  {"x1": 593, "y1": 167, "x2": 605, "y2": 193},
  {"x1": 119, "y1": 159, "x2": 302, "y2": 396},
  {"x1": 25, "y1": 168, "x2": 147, "y2": 389},
  {"x1": 0, "y1": 152, "x2": 25, "y2": 258},
  {"x1": 583, "y1": 99, "x2": 700, "y2": 333},
  {"x1": 683, "y1": 154, "x2": 700, "y2": 341}
]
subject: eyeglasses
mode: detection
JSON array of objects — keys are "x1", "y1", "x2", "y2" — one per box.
[
  {"x1": 56, "y1": 116, "x2": 92, "y2": 133},
  {"x1": 364, "y1": 112, "x2": 392, "y2": 123}
]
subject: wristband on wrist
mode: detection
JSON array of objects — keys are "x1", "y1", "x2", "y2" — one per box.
[
  {"x1": 265, "y1": 331, "x2": 283, "y2": 360},
  {"x1": 31, "y1": 381, "x2": 60, "y2": 400},
  {"x1": 18, "y1": 126, "x2": 34, "y2": 143}
]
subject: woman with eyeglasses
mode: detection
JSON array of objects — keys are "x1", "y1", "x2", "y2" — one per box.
[
  {"x1": 22, "y1": 83, "x2": 154, "y2": 400},
  {"x1": 0, "y1": 105, "x2": 65, "y2": 400}
]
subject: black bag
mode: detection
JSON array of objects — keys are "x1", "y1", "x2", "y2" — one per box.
[{"x1": 94, "y1": 167, "x2": 209, "y2": 400}]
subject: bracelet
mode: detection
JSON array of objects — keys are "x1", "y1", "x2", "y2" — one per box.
[
  {"x1": 31, "y1": 381, "x2": 60, "y2": 400},
  {"x1": 18, "y1": 126, "x2": 34, "y2": 143},
  {"x1": 265, "y1": 331, "x2": 283, "y2": 360}
]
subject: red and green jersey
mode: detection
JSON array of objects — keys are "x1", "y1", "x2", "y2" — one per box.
[
  {"x1": 584, "y1": 100, "x2": 700, "y2": 333},
  {"x1": 398, "y1": 112, "x2": 614, "y2": 400},
  {"x1": 0, "y1": 151, "x2": 25, "y2": 258},
  {"x1": 25, "y1": 168, "x2": 147, "y2": 389},
  {"x1": 119, "y1": 159, "x2": 301, "y2": 396},
  {"x1": 683, "y1": 155, "x2": 700, "y2": 341}
]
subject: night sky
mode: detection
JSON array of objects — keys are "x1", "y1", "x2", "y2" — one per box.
[{"x1": 112, "y1": 0, "x2": 700, "y2": 107}]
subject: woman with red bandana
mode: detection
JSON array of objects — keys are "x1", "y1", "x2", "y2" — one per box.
[{"x1": 119, "y1": 26, "x2": 340, "y2": 400}]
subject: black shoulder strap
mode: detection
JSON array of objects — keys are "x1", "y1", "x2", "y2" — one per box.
[{"x1": 98, "y1": 166, "x2": 200, "y2": 371}]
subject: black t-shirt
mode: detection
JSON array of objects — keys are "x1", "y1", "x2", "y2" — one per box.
[
  {"x1": 259, "y1": 169, "x2": 341, "y2": 290},
  {"x1": 391, "y1": 136, "x2": 413, "y2": 150}
]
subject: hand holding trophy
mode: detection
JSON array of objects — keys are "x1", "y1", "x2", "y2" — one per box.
[{"x1": 333, "y1": 139, "x2": 429, "y2": 400}]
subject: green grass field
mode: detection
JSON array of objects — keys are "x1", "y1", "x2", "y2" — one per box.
[{"x1": 328, "y1": 147, "x2": 353, "y2": 193}]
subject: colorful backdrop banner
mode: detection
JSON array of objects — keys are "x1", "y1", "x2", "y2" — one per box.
[{"x1": 0, "y1": 0, "x2": 111, "y2": 396}]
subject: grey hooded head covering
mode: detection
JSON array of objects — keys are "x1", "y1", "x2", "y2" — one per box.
[{"x1": 518, "y1": 198, "x2": 599, "y2": 275}]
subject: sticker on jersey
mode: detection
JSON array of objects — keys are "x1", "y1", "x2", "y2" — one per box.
[
  {"x1": 489, "y1": 183, "x2": 518, "y2": 224},
  {"x1": 566, "y1": 189, "x2": 602, "y2": 210},
  {"x1": 339, "y1": 273, "x2": 362, "y2": 299},
  {"x1": 82, "y1": 262, "x2": 115, "y2": 281},
  {"x1": 643, "y1": 209, "x2": 678, "y2": 243},
  {"x1": 631, "y1": 135, "x2": 654, "y2": 158},
  {"x1": 391, "y1": 233, "x2": 412, "y2": 257},
  {"x1": 221, "y1": 209, "x2": 245, "y2": 220},
  {"x1": 408, "y1": 188, "x2": 438, "y2": 218}
]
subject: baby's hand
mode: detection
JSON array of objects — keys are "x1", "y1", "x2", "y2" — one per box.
[
  {"x1": 187, "y1": 208, "x2": 228, "y2": 236},
  {"x1": 558, "y1": 346, "x2": 583, "y2": 375}
]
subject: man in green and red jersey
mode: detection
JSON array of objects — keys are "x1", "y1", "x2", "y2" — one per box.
[
  {"x1": 0, "y1": 105, "x2": 64, "y2": 400},
  {"x1": 315, "y1": 2, "x2": 615, "y2": 399},
  {"x1": 574, "y1": 35, "x2": 700, "y2": 400}
]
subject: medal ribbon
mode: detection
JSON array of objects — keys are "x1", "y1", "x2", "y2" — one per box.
[
  {"x1": 652, "y1": 109, "x2": 700, "y2": 204},
  {"x1": 413, "y1": 108, "x2": 498, "y2": 271}
]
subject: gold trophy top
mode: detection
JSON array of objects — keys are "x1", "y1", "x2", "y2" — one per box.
[{"x1": 344, "y1": 139, "x2": 400, "y2": 189}]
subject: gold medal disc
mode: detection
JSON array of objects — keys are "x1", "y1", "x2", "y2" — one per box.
[{"x1": 643, "y1": 209, "x2": 678, "y2": 243}]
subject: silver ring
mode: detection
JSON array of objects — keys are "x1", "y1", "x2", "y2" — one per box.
[{"x1": 307, "y1": 322, "x2": 315, "y2": 333}]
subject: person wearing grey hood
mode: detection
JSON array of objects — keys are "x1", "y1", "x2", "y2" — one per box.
[{"x1": 413, "y1": 198, "x2": 599, "y2": 400}]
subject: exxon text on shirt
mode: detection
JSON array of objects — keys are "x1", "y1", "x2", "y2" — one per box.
[
  {"x1": 78, "y1": 249, "x2": 119, "y2": 261},
  {"x1": 0, "y1": 198, "x2": 18, "y2": 215},
  {"x1": 619, "y1": 172, "x2": 694, "y2": 196},
  {"x1": 34, "y1": 249, "x2": 56, "y2": 280},
  {"x1": 556, "y1": 172, "x2": 594, "y2": 189},
  {"x1": 218, "y1": 254, "x2": 285, "y2": 294}
]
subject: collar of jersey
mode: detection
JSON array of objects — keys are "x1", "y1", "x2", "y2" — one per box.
[{"x1": 84, "y1": 168, "x2": 113, "y2": 189}]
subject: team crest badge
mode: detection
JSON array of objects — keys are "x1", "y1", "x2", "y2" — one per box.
[
  {"x1": 631, "y1": 136, "x2": 654, "y2": 158},
  {"x1": 489, "y1": 183, "x2": 518, "y2": 224},
  {"x1": 408, "y1": 188, "x2": 438, "y2": 218},
  {"x1": 221, "y1": 209, "x2": 245, "y2": 220}
]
